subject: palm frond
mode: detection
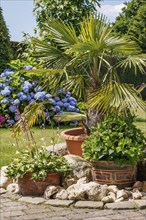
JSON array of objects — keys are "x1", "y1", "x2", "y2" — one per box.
[
  {"x1": 13, "y1": 102, "x2": 45, "y2": 137},
  {"x1": 54, "y1": 112, "x2": 86, "y2": 122},
  {"x1": 105, "y1": 36, "x2": 141, "y2": 55},
  {"x1": 115, "y1": 54, "x2": 146, "y2": 75},
  {"x1": 32, "y1": 38, "x2": 69, "y2": 68},
  {"x1": 44, "y1": 19, "x2": 78, "y2": 48},
  {"x1": 80, "y1": 14, "x2": 111, "y2": 42},
  {"x1": 88, "y1": 81, "x2": 146, "y2": 115},
  {"x1": 64, "y1": 74, "x2": 90, "y2": 99}
]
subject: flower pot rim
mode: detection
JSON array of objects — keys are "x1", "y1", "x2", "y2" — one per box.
[
  {"x1": 91, "y1": 160, "x2": 136, "y2": 167},
  {"x1": 61, "y1": 127, "x2": 87, "y2": 141}
]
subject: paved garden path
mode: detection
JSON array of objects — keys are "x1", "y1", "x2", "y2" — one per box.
[{"x1": 0, "y1": 194, "x2": 146, "y2": 220}]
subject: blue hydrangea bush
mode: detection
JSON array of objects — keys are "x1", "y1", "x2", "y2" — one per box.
[{"x1": 0, "y1": 67, "x2": 79, "y2": 126}]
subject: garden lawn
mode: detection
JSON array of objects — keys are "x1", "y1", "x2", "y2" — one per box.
[
  {"x1": 134, "y1": 110, "x2": 146, "y2": 135},
  {"x1": 0, "y1": 111, "x2": 145, "y2": 168},
  {"x1": 0, "y1": 126, "x2": 68, "y2": 168}
]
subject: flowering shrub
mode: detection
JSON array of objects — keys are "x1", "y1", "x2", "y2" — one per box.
[{"x1": 0, "y1": 68, "x2": 79, "y2": 126}]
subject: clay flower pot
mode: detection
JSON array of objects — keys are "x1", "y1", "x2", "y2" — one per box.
[
  {"x1": 91, "y1": 161, "x2": 136, "y2": 189},
  {"x1": 61, "y1": 127, "x2": 87, "y2": 157},
  {"x1": 18, "y1": 172, "x2": 61, "y2": 196}
]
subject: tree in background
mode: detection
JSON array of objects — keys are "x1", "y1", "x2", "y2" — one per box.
[
  {"x1": 0, "y1": 7, "x2": 12, "y2": 72},
  {"x1": 113, "y1": 0, "x2": 146, "y2": 53},
  {"x1": 33, "y1": 0, "x2": 101, "y2": 31},
  {"x1": 19, "y1": 0, "x2": 101, "y2": 66},
  {"x1": 112, "y1": 0, "x2": 146, "y2": 99}
]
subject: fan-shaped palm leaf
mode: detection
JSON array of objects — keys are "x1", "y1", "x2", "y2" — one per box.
[
  {"x1": 13, "y1": 102, "x2": 45, "y2": 138},
  {"x1": 30, "y1": 14, "x2": 146, "y2": 115},
  {"x1": 88, "y1": 81, "x2": 146, "y2": 115}
]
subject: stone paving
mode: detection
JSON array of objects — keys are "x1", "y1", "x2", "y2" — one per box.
[{"x1": 0, "y1": 193, "x2": 146, "y2": 220}]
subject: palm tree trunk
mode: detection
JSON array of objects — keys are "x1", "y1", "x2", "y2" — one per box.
[{"x1": 86, "y1": 108, "x2": 103, "y2": 131}]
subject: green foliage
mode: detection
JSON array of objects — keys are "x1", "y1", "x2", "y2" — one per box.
[
  {"x1": 82, "y1": 113, "x2": 146, "y2": 165},
  {"x1": 0, "y1": 7, "x2": 12, "y2": 72},
  {"x1": 30, "y1": 15, "x2": 146, "y2": 116},
  {"x1": 5, "y1": 105, "x2": 71, "y2": 180},
  {"x1": 6, "y1": 147, "x2": 71, "y2": 180},
  {"x1": 33, "y1": 0, "x2": 101, "y2": 32},
  {"x1": 113, "y1": 0, "x2": 146, "y2": 53}
]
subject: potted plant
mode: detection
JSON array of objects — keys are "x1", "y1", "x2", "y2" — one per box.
[
  {"x1": 55, "y1": 111, "x2": 88, "y2": 156},
  {"x1": 82, "y1": 113, "x2": 146, "y2": 188},
  {"x1": 29, "y1": 15, "x2": 146, "y2": 156},
  {"x1": 6, "y1": 105, "x2": 71, "y2": 196},
  {"x1": 6, "y1": 147, "x2": 71, "y2": 196}
]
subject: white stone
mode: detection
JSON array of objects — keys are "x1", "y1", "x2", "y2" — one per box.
[
  {"x1": 0, "y1": 166, "x2": 12, "y2": 189},
  {"x1": 67, "y1": 181, "x2": 98, "y2": 201},
  {"x1": 76, "y1": 177, "x2": 88, "y2": 185},
  {"x1": 108, "y1": 185, "x2": 119, "y2": 193},
  {"x1": 6, "y1": 183, "x2": 19, "y2": 194},
  {"x1": 85, "y1": 182, "x2": 101, "y2": 201},
  {"x1": 115, "y1": 197, "x2": 125, "y2": 202},
  {"x1": 132, "y1": 189, "x2": 143, "y2": 200},
  {"x1": 67, "y1": 183, "x2": 86, "y2": 200},
  {"x1": 98, "y1": 185, "x2": 109, "y2": 200},
  {"x1": 102, "y1": 196, "x2": 114, "y2": 203},
  {"x1": 0, "y1": 188, "x2": 7, "y2": 194},
  {"x1": 63, "y1": 155, "x2": 91, "y2": 187},
  {"x1": 117, "y1": 189, "x2": 129, "y2": 199},
  {"x1": 108, "y1": 192, "x2": 116, "y2": 201},
  {"x1": 67, "y1": 180, "x2": 106, "y2": 201},
  {"x1": 44, "y1": 185, "x2": 59, "y2": 199},
  {"x1": 53, "y1": 188, "x2": 68, "y2": 200},
  {"x1": 64, "y1": 178, "x2": 76, "y2": 187},
  {"x1": 46, "y1": 142, "x2": 67, "y2": 156}
]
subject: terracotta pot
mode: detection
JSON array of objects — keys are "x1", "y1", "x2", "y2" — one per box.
[
  {"x1": 18, "y1": 172, "x2": 61, "y2": 196},
  {"x1": 91, "y1": 161, "x2": 136, "y2": 189},
  {"x1": 60, "y1": 127, "x2": 87, "y2": 157}
]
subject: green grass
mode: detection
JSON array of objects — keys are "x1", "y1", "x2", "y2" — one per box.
[
  {"x1": 0, "y1": 126, "x2": 68, "y2": 168},
  {"x1": 134, "y1": 110, "x2": 146, "y2": 136},
  {"x1": 0, "y1": 110, "x2": 145, "y2": 168}
]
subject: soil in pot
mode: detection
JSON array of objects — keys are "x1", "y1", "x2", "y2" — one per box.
[
  {"x1": 91, "y1": 161, "x2": 136, "y2": 189},
  {"x1": 61, "y1": 127, "x2": 87, "y2": 157},
  {"x1": 18, "y1": 172, "x2": 61, "y2": 196}
]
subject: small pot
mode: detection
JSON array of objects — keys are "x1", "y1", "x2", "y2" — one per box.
[
  {"x1": 18, "y1": 172, "x2": 61, "y2": 196},
  {"x1": 61, "y1": 127, "x2": 87, "y2": 157}
]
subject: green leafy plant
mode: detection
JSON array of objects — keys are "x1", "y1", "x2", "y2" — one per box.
[
  {"x1": 6, "y1": 147, "x2": 71, "y2": 180},
  {"x1": 6, "y1": 106, "x2": 71, "y2": 181},
  {"x1": 82, "y1": 113, "x2": 146, "y2": 165}
]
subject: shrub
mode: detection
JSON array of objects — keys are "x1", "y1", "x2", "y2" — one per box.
[
  {"x1": 0, "y1": 68, "x2": 79, "y2": 126},
  {"x1": 82, "y1": 113, "x2": 146, "y2": 165}
]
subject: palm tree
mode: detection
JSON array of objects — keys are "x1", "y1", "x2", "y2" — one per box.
[{"x1": 29, "y1": 14, "x2": 146, "y2": 128}]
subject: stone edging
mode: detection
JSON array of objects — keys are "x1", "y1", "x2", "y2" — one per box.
[{"x1": 1, "y1": 192, "x2": 146, "y2": 210}]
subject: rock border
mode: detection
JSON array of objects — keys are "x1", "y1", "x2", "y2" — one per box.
[{"x1": 1, "y1": 192, "x2": 146, "y2": 210}]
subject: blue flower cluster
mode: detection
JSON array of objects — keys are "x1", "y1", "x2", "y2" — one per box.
[{"x1": 0, "y1": 68, "x2": 79, "y2": 126}]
